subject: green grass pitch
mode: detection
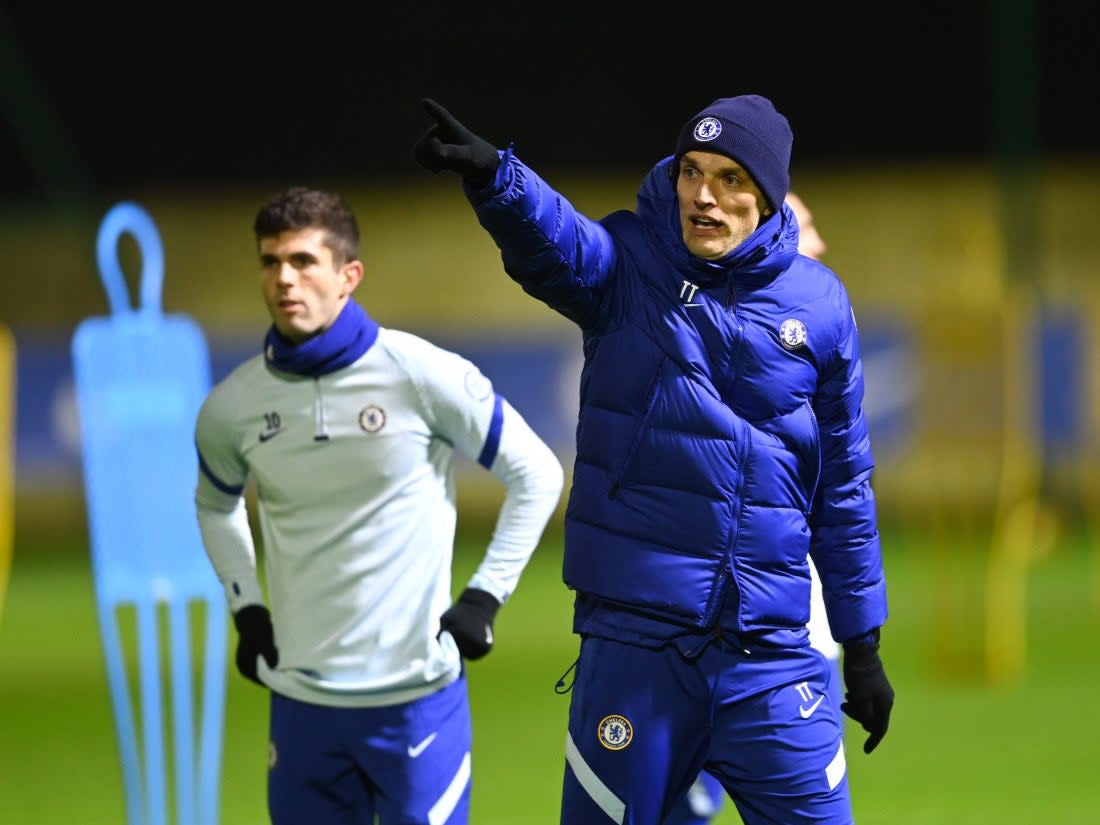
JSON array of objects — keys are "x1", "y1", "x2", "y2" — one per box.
[{"x1": 1, "y1": 526, "x2": 1097, "y2": 824}]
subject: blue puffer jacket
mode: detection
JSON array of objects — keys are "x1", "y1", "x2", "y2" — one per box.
[{"x1": 466, "y1": 149, "x2": 887, "y2": 644}]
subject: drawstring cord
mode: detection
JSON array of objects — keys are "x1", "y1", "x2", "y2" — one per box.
[
  {"x1": 683, "y1": 629, "x2": 752, "y2": 660},
  {"x1": 553, "y1": 633, "x2": 751, "y2": 696},
  {"x1": 554, "y1": 657, "x2": 579, "y2": 694}
]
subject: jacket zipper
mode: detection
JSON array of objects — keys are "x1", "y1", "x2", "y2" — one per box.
[
  {"x1": 714, "y1": 418, "x2": 750, "y2": 626},
  {"x1": 608, "y1": 356, "x2": 666, "y2": 499},
  {"x1": 712, "y1": 276, "x2": 748, "y2": 627},
  {"x1": 805, "y1": 400, "x2": 822, "y2": 515},
  {"x1": 313, "y1": 378, "x2": 330, "y2": 442}
]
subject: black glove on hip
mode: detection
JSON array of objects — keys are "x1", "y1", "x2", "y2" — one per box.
[
  {"x1": 413, "y1": 98, "x2": 501, "y2": 189},
  {"x1": 841, "y1": 632, "x2": 894, "y2": 754},
  {"x1": 439, "y1": 587, "x2": 501, "y2": 660},
  {"x1": 233, "y1": 604, "x2": 278, "y2": 687}
]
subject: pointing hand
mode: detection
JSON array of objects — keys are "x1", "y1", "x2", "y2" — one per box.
[{"x1": 413, "y1": 99, "x2": 501, "y2": 188}]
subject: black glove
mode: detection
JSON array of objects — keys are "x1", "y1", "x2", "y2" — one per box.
[
  {"x1": 439, "y1": 587, "x2": 501, "y2": 660},
  {"x1": 233, "y1": 604, "x2": 278, "y2": 687},
  {"x1": 413, "y1": 98, "x2": 501, "y2": 188},
  {"x1": 840, "y1": 630, "x2": 894, "y2": 754}
]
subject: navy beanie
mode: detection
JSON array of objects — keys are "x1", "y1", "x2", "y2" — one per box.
[{"x1": 674, "y1": 95, "x2": 792, "y2": 213}]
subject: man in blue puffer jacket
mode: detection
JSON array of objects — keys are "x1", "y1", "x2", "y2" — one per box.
[{"x1": 415, "y1": 94, "x2": 894, "y2": 825}]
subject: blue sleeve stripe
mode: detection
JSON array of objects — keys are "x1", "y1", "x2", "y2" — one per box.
[
  {"x1": 477, "y1": 394, "x2": 504, "y2": 469},
  {"x1": 197, "y1": 447, "x2": 245, "y2": 496}
]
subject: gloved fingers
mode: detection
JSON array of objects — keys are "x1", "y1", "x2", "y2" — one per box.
[
  {"x1": 421, "y1": 98, "x2": 469, "y2": 141},
  {"x1": 255, "y1": 653, "x2": 279, "y2": 688},
  {"x1": 262, "y1": 644, "x2": 279, "y2": 669},
  {"x1": 235, "y1": 643, "x2": 277, "y2": 686},
  {"x1": 413, "y1": 133, "x2": 476, "y2": 173},
  {"x1": 439, "y1": 616, "x2": 492, "y2": 660},
  {"x1": 839, "y1": 697, "x2": 868, "y2": 724},
  {"x1": 413, "y1": 130, "x2": 443, "y2": 170},
  {"x1": 236, "y1": 651, "x2": 262, "y2": 685},
  {"x1": 253, "y1": 653, "x2": 268, "y2": 684},
  {"x1": 430, "y1": 143, "x2": 471, "y2": 168},
  {"x1": 439, "y1": 628, "x2": 483, "y2": 661},
  {"x1": 866, "y1": 699, "x2": 891, "y2": 753},
  {"x1": 862, "y1": 726, "x2": 884, "y2": 754},
  {"x1": 458, "y1": 637, "x2": 491, "y2": 660},
  {"x1": 437, "y1": 589, "x2": 499, "y2": 660},
  {"x1": 842, "y1": 701, "x2": 889, "y2": 754}
]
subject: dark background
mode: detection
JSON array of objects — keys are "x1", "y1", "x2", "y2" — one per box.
[{"x1": 0, "y1": 1, "x2": 1094, "y2": 202}]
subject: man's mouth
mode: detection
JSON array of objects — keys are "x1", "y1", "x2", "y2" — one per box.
[{"x1": 691, "y1": 216, "x2": 722, "y2": 228}]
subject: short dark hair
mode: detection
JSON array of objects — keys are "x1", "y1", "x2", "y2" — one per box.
[{"x1": 253, "y1": 186, "x2": 360, "y2": 265}]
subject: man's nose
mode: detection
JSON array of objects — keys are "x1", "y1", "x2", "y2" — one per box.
[
  {"x1": 692, "y1": 182, "x2": 716, "y2": 205},
  {"x1": 275, "y1": 262, "x2": 297, "y2": 283}
]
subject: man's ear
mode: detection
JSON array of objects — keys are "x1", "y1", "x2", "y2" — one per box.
[{"x1": 343, "y1": 260, "x2": 365, "y2": 294}]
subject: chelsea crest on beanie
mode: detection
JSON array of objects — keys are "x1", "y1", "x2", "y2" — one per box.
[{"x1": 674, "y1": 94, "x2": 793, "y2": 213}]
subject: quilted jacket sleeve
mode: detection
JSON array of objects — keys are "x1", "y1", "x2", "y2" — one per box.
[
  {"x1": 809, "y1": 289, "x2": 889, "y2": 643},
  {"x1": 463, "y1": 147, "x2": 618, "y2": 331}
]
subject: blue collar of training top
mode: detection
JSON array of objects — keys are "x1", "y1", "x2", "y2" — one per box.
[{"x1": 263, "y1": 298, "x2": 379, "y2": 378}]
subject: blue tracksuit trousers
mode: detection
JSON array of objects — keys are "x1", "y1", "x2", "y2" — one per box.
[{"x1": 560, "y1": 636, "x2": 850, "y2": 825}]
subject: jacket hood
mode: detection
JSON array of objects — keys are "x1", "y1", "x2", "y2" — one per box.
[{"x1": 636, "y1": 155, "x2": 799, "y2": 288}]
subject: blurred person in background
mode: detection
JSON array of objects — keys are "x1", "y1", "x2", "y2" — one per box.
[
  {"x1": 415, "y1": 94, "x2": 893, "y2": 825},
  {"x1": 667, "y1": 189, "x2": 843, "y2": 825},
  {"x1": 193, "y1": 186, "x2": 563, "y2": 825},
  {"x1": 785, "y1": 191, "x2": 826, "y2": 260}
]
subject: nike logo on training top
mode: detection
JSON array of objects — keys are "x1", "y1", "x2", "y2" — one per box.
[
  {"x1": 408, "y1": 731, "x2": 437, "y2": 758},
  {"x1": 795, "y1": 680, "x2": 823, "y2": 718},
  {"x1": 258, "y1": 428, "x2": 283, "y2": 443},
  {"x1": 799, "y1": 695, "x2": 824, "y2": 718}
]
